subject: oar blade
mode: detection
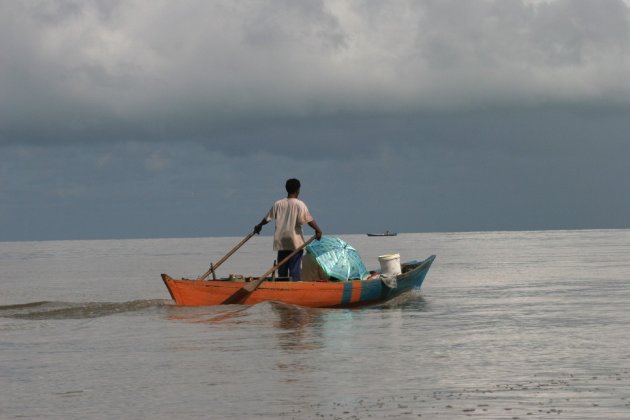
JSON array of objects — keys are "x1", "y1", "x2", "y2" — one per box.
[{"x1": 221, "y1": 287, "x2": 252, "y2": 305}]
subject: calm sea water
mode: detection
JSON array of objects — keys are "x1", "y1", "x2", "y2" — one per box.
[{"x1": 1, "y1": 230, "x2": 629, "y2": 419}]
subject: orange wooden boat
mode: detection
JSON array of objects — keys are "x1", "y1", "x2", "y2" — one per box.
[{"x1": 161, "y1": 255, "x2": 435, "y2": 308}]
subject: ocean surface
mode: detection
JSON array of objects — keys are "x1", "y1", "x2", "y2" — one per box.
[{"x1": 1, "y1": 230, "x2": 629, "y2": 419}]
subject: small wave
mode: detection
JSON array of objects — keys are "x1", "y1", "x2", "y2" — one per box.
[
  {"x1": 0, "y1": 301, "x2": 51, "y2": 310},
  {"x1": 372, "y1": 291, "x2": 427, "y2": 309},
  {"x1": 0, "y1": 299, "x2": 171, "y2": 320}
]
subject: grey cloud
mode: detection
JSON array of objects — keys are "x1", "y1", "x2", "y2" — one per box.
[
  {"x1": 241, "y1": 0, "x2": 347, "y2": 51},
  {"x1": 2, "y1": 0, "x2": 630, "y2": 152},
  {"x1": 418, "y1": 0, "x2": 629, "y2": 67}
]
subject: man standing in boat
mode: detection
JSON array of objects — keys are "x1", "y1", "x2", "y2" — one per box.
[{"x1": 254, "y1": 178, "x2": 323, "y2": 281}]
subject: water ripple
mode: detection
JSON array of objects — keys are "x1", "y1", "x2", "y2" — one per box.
[{"x1": 0, "y1": 299, "x2": 170, "y2": 320}]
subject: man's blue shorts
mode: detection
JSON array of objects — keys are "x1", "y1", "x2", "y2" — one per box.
[{"x1": 277, "y1": 250, "x2": 303, "y2": 281}]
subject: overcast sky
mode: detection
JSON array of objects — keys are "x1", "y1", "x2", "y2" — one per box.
[{"x1": 1, "y1": 0, "x2": 630, "y2": 241}]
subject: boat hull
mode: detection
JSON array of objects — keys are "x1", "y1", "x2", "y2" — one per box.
[{"x1": 162, "y1": 255, "x2": 435, "y2": 308}]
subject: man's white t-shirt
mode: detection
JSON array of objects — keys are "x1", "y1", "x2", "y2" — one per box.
[{"x1": 265, "y1": 198, "x2": 313, "y2": 251}]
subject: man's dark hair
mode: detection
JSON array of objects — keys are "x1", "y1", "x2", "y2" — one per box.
[{"x1": 285, "y1": 178, "x2": 301, "y2": 194}]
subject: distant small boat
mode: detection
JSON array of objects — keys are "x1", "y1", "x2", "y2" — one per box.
[{"x1": 367, "y1": 231, "x2": 397, "y2": 237}]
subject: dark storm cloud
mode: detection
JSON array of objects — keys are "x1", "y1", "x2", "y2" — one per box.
[{"x1": 3, "y1": 105, "x2": 629, "y2": 240}]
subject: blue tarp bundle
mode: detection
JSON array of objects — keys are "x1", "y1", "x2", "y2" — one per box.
[{"x1": 305, "y1": 236, "x2": 369, "y2": 281}]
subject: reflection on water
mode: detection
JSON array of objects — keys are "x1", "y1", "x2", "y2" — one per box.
[
  {"x1": 272, "y1": 303, "x2": 324, "y2": 352},
  {"x1": 165, "y1": 304, "x2": 251, "y2": 324}
]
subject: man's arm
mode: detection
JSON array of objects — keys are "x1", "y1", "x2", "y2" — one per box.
[
  {"x1": 307, "y1": 220, "x2": 322, "y2": 240},
  {"x1": 254, "y1": 218, "x2": 269, "y2": 234}
]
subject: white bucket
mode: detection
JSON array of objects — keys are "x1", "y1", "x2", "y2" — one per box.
[{"x1": 378, "y1": 253, "x2": 401, "y2": 276}]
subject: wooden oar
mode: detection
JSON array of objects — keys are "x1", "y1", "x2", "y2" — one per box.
[
  {"x1": 222, "y1": 236, "x2": 316, "y2": 304},
  {"x1": 197, "y1": 231, "x2": 256, "y2": 280}
]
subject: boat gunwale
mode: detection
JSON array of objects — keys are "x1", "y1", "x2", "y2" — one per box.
[{"x1": 162, "y1": 255, "x2": 435, "y2": 289}]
